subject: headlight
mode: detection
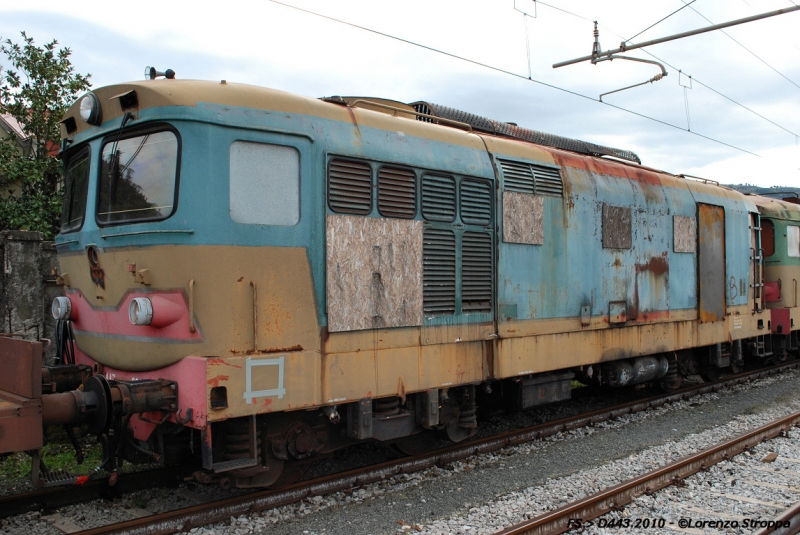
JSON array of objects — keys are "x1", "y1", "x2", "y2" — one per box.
[
  {"x1": 52, "y1": 297, "x2": 73, "y2": 320},
  {"x1": 129, "y1": 297, "x2": 153, "y2": 326},
  {"x1": 79, "y1": 93, "x2": 102, "y2": 125}
]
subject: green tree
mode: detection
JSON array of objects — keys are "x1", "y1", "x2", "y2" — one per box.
[{"x1": 0, "y1": 32, "x2": 90, "y2": 238}]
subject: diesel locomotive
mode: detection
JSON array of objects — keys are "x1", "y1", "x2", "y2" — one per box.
[{"x1": 0, "y1": 73, "x2": 797, "y2": 488}]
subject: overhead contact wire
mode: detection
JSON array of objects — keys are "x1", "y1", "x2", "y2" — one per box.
[
  {"x1": 534, "y1": 0, "x2": 800, "y2": 138},
  {"x1": 625, "y1": 0, "x2": 698, "y2": 43},
  {"x1": 680, "y1": 0, "x2": 800, "y2": 91},
  {"x1": 266, "y1": 0, "x2": 759, "y2": 157}
]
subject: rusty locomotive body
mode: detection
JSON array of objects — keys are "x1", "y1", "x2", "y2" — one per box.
[{"x1": 0, "y1": 76, "x2": 797, "y2": 488}]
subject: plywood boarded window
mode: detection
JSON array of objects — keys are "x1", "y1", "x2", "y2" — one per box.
[
  {"x1": 422, "y1": 174, "x2": 456, "y2": 222},
  {"x1": 602, "y1": 204, "x2": 632, "y2": 249},
  {"x1": 378, "y1": 166, "x2": 416, "y2": 219},
  {"x1": 502, "y1": 191, "x2": 544, "y2": 245},
  {"x1": 460, "y1": 179, "x2": 492, "y2": 226},
  {"x1": 673, "y1": 215, "x2": 696, "y2": 253},
  {"x1": 328, "y1": 159, "x2": 372, "y2": 214},
  {"x1": 326, "y1": 214, "x2": 423, "y2": 331},
  {"x1": 499, "y1": 159, "x2": 563, "y2": 196},
  {"x1": 423, "y1": 228, "x2": 456, "y2": 315},
  {"x1": 462, "y1": 232, "x2": 492, "y2": 313}
]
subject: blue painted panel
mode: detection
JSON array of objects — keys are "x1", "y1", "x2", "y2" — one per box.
[
  {"x1": 498, "y1": 163, "x2": 705, "y2": 322},
  {"x1": 56, "y1": 102, "x2": 495, "y2": 327}
]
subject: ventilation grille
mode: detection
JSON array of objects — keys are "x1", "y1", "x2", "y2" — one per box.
[
  {"x1": 378, "y1": 167, "x2": 416, "y2": 219},
  {"x1": 462, "y1": 232, "x2": 492, "y2": 313},
  {"x1": 460, "y1": 179, "x2": 492, "y2": 226},
  {"x1": 423, "y1": 229, "x2": 456, "y2": 315},
  {"x1": 499, "y1": 159, "x2": 563, "y2": 197},
  {"x1": 422, "y1": 174, "x2": 456, "y2": 222},
  {"x1": 411, "y1": 101, "x2": 642, "y2": 164},
  {"x1": 413, "y1": 103, "x2": 434, "y2": 123},
  {"x1": 499, "y1": 160, "x2": 534, "y2": 194},
  {"x1": 532, "y1": 164, "x2": 563, "y2": 196},
  {"x1": 328, "y1": 159, "x2": 372, "y2": 214}
]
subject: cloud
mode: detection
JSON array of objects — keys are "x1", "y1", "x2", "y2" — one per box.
[{"x1": 1, "y1": 0, "x2": 798, "y2": 187}]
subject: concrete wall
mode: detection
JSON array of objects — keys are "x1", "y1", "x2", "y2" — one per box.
[{"x1": 0, "y1": 231, "x2": 60, "y2": 364}]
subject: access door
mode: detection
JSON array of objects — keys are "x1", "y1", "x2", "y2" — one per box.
[{"x1": 698, "y1": 203, "x2": 726, "y2": 323}]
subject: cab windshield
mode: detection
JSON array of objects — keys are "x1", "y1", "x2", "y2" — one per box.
[
  {"x1": 60, "y1": 148, "x2": 91, "y2": 233},
  {"x1": 97, "y1": 129, "x2": 179, "y2": 225}
]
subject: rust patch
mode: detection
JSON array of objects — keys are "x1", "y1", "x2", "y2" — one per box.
[
  {"x1": 207, "y1": 375, "x2": 229, "y2": 387},
  {"x1": 237, "y1": 276, "x2": 244, "y2": 282},
  {"x1": 551, "y1": 151, "x2": 662, "y2": 186},
  {"x1": 207, "y1": 358, "x2": 242, "y2": 369},
  {"x1": 261, "y1": 345, "x2": 303, "y2": 354},
  {"x1": 636, "y1": 254, "x2": 669, "y2": 276},
  {"x1": 612, "y1": 257, "x2": 623, "y2": 268}
]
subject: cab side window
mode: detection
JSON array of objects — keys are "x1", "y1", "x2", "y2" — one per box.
[{"x1": 762, "y1": 219, "x2": 775, "y2": 257}]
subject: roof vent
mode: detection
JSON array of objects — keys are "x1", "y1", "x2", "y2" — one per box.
[{"x1": 411, "y1": 101, "x2": 641, "y2": 164}]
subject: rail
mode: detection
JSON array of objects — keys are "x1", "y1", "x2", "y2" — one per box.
[
  {"x1": 494, "y1": 409, "x2": 800, "y2": 535},
  {"x1": 66, "y1": 361, "x2": 799, "y2": 535}
]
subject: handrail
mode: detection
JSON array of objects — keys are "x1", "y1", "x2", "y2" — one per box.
[
  {"x1": 678, "y1": 173, "x2": 720, "y2": 186},
  {"x1": 349, "y1": 99, "x2": 473, "y2": 133}
]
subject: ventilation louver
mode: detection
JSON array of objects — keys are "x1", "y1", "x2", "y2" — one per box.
[
  {"x1": 423, "y1": 229, "x2": 456, "y2": 315},
  {"x1": 328, "y1": 159, "x2": 372, "y2": 214},
  {"x1": 378, "y1": 167, "x2": 416, "y2": 219},
  {"x1": 461, "y1": 232, "x2": 492, "y2": 313},
  {"x1": 422, "y1": 174, "x2": 456, "y2": 222},
  {"x1": 499, "y1": 159, "x2": 563, "y2": 197},
  {"x1": 460, "y1": 179, "x2": 492, "y2": 226}
]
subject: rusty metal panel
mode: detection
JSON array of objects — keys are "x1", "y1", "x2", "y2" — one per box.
[
  {"x1": 602, "y1": 204, "x2": 632, "y2": 249},
  {"x1": 326, "y1": 214, "x2": 423, "y2": 332},
  {"x1": 673, "y1": 215, "x2": 696, "y2": 253},
  {"x1": 502, "y1": 192, "x2": 544, "y2": 245},
  {"x1": 698, "y1": 204, "x2": 726, "y2": 323},
  {"x1": 0, "y1": 393, "x2": 43, "y2": 454},
  {"x1": 608, "y1": 301, "x2": 627, "y2": 323},
  {"x1": 0, "y1": 336, "x2": 42, "y2": 399}
]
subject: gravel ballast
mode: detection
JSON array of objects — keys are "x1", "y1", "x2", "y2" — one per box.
[{"x1": 1, "y1": 369, "x2": 798, "y2": 535}]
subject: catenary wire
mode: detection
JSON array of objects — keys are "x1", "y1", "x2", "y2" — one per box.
[
  {"x1": 625, "y1": 0, "x2": 698, "y2": 43},
  {"x1": 265, "y1": 0, "x2": 758, "y2": 157},
  {"x1": 534, "y1": 0, "x2": 800, "y2": 138},
  {"x1": 680, "y1": 0, "x2": 800, "y2": 91}
]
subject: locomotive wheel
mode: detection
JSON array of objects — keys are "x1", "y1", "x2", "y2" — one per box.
[
  {"x1": 774, "y1": 348, "x2": 789, "y2": 363},
  {"x1": 272, "y1": 461, "x2": 311, "y2": 487},
  {"x1": 444, "y1": 420, "x2": 476, "y2": 443},
  {"x1": 391, "y1": 432, "x2": 438, "y2": 456},
  {"x1": 230, "y1": 457, "x2": 285, "y2": 488},
  {"x1": 700, "y1": 368, "x2": 723, "y2": 382}
]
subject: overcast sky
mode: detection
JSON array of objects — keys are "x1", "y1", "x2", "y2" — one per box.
[{"x1": 2, "y1": 0, "x2": 799, "y2": 187}]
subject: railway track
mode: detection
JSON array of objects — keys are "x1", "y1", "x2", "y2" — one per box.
[
  {"x1": 494, "y1": 409, "x2": 800, "y2": 535},
  {"x1": 27, "y1": 361, "x2": 789, "y2": 535},
  {"x1": 0, "y1": 465, "x2": 192, "y2": 519}
]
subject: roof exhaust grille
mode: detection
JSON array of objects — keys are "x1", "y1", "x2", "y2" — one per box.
[{"x1": 411, "y1": 101, "x2": 641, "y2": 165}]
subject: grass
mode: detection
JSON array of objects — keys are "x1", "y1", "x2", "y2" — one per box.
[{"x1": 0, "y1": 427, "x2": 104, "y2": 487}]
